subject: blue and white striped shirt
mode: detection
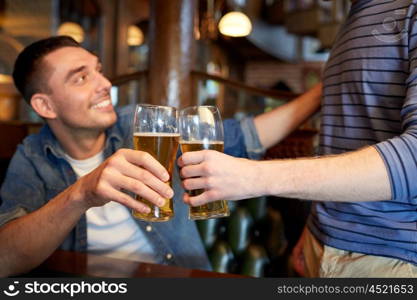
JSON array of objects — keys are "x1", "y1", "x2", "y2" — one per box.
[{"x1": 308, "y1": 0, "x2": 417, "y2": 265}]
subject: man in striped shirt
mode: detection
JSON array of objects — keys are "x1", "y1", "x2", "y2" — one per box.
[{"x1": 179, "y1": 0, "x2": 417, "y2": 277}]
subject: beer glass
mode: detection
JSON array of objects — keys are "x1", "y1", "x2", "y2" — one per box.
[
  {"x1": 179, "y1": 105, "x2": 230, "y2": 220},
  {"x1": 132, "y1": 104, "x2": 179, "y2": 222}
]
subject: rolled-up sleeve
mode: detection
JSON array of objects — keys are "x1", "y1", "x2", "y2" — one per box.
[
  {"x1": 223, "y1": 117, "x2": 265, "y2": 159},
  {"x1": 374, "y1": 7, "x2": 417, "y2": 204},
  {"x1": 0, "y1": 145, "x2": 45, "y2": 226},
  {"x1": 239, "y1": 117, "x2": 265, "y2": 159}
]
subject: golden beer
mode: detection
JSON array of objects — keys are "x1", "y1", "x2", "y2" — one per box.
[
  {"x1": 133, "y1": 132, "x2": 179, "y2": 221},
  {"x1": 180, "y1": 141, "x2": 229, "y2": 220}
]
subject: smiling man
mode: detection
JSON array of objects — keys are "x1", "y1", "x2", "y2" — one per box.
[{"x1": 0, "y1": 36, "x2": 214, "y2": 276}]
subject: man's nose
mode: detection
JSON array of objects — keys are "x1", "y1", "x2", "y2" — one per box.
[{"x1": 96, "y1": 71, "x2": 112, "y2": 92}]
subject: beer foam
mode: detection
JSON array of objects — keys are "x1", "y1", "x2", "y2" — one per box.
[
  {"x1": 179, "y1": 140, "x2": 223, "y2": 145},
  {"x1": 134, "y1": 132, "x2": 180, "y2": 137}
]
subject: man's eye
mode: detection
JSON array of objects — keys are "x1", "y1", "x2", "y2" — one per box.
[{"x1": 75, "y1": 74, "x2": 87, "y2": 84}]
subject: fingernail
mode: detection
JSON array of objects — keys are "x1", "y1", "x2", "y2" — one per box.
[
  {"x1": 163, "y1": 172, "x2": 169, "y2": 181},
  {"x1": 142, "y1": 206, "x2": 151, "y2": 214},
  {"x1": 158, "y1": 198, "x2": 166, "y2": 207},
  {"x1": 165, "y1": 189, "x2": 174, "y2": 198}
]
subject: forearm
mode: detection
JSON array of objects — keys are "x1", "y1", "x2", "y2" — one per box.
[
  {"x1": 0, "y1": 185, "x2": 87, "y2": 277},
  {"x1": 254, "y1": 82, "x2": 322, "y2": 149},
  {"x1": 256, "y1": 146, "x2": 391, "y2": 202}
]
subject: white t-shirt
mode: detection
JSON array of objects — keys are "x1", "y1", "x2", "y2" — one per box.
[{"x1": 64, "y1": 151, "x2": 155, "y2": 263}]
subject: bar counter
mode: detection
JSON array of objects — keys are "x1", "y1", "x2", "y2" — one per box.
[{"x1": 28, "y1": 250, "x2": 244, "y2": 278}]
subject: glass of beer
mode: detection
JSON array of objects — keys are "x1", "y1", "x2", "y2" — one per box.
[
  {"x1": 132, "y1": 104, "x2": 179, "y2": 222},
  {"x1": 179, "y1": 105, "x2": 230, "y2": 220}
]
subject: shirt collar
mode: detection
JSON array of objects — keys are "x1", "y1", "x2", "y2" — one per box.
[{"x1": 40, "y1": 118, "x2": 124, "y2": 160}]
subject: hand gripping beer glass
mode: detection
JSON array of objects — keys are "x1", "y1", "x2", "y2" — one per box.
[
  {"x1": 179, "y1": 105, "x2": 230, "y2": 220},
  {"x1": 133, "y1": 104, "x2": 179, "y2": 222}
]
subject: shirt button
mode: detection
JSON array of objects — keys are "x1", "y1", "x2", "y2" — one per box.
[
  {"x1": 166, "y1": 253, "x2": 173, "y2": 260},
  {"x1": 146, "y1": 225, "x2": 152, "y2": 232}
]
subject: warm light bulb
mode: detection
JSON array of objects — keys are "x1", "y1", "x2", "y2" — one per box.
[
  {"x1": 57, "y1": 22, "x2": 85, "y2": 43},
  {"x1": 127, "y1": 25, "x2": 144, "y2": 46},
  {"x1": 218, "y1": 12, "x2": 252, "y2": 37}
]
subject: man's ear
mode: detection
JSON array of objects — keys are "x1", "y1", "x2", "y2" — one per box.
[{"x1": 30, "y1": 93, "x2": 57, "y2": 119}]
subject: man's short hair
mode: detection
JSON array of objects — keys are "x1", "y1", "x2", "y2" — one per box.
[{"x1": 12, "y1": 36, "x2": 81, "y2": 104}]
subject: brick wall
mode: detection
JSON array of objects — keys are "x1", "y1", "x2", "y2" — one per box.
[{"x1": 245, "y1": 61, "x2": 325, "y2": 93}]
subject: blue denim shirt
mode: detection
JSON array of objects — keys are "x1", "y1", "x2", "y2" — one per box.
[{"x1": 0, "y1": 104, "x2": 264, "y2": 270}]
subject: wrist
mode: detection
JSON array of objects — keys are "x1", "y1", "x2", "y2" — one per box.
[
  {"x1": 255, "y1": 160, "x2": 287, "y2": 197},
  {"x1": 62, "y1": 181, "x2": 91, "y2": 213},
  {"x1": 44, "y1": 182, "x2": 88, "y2": 225},
  {"x1": 252, "y1": 160, "x2": 272, "y2": 197}
]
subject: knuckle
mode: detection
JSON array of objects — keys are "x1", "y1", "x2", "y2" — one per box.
[
  {"x1": 95, "y1": 182, "x2": 108, "y2": 198},
  {"x1": 106, "y1": 160, "x2": 116, "y2": 169},
  {"x1": 120, "y1": 195, "x2": 134, "y2": 208},
  {"x1": 132, "y1": 180, "x2": 144, "y2": 194},
  {"x1": 204, "y1": 177, "x2": 214, "y2": 189},
  {"x1": 116, "y1": 148, "x2": 128, "y2": 156},
  {"x1": 135, "y1": 202, "x2": 145, "y2": 212},
  {"x1": 202, "y1": 163, "x2": 214, "y2": 175},
  {"x1": 100, "y1": 167, "x2": 113, "y2": 180},
  {"x1": 183, "y1": 179, "x2": 191, "y2": 190},
  {"x1": 113, "y1": 149, "x2": 124, "y2": 159},
  {"x1": 122, "y1": 194, "x2": 133, "y2": 205},
  {"x1": 202, "y1": 163, "x2": 210, "y2": 174},
  {"x1": 139, "y1": 151, "x2": 151, "y2": 161},
  {"x1": 180, "y1": 152, "x2": 188, "y2": 162},
  {"x1": 137, "y1": 169, "x2": 151, "y2": 183},
  {"x1": 189, "y1": 199, "x2": 198, "y2": 207},
  {"x1": 151, "y1": 194, "x2": 160, "y2": 204},
  {"x1": 106, "y1": 156, "x2": 119, "y2": 168},
  {"x1": 180, "y1": 167, "x2": 188, "y2": 178},
  {"x1": 143, "y1": 170, "x2": 153, "y2": 182},
  {"x1": 95, "y1": 181, "x2": 105, "y2": 191},
  {"x1": 196, "y1": 194, "x2": 208, "y2": 206},
  {"x1": 206, "y1": 190, "x2": 219, "y2": 201},
  {"x1": 116, "y1": 194, "x2": 127, "y2": 205}
]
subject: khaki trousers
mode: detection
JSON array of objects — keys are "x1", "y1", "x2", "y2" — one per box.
[{"x1": 303, "y1": 229, "x2": 417, "y2": 278}]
